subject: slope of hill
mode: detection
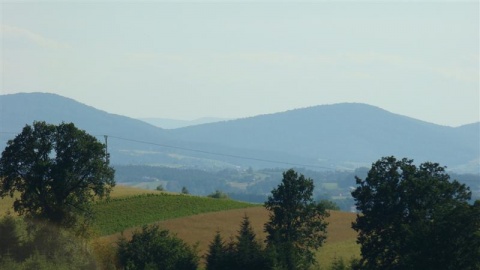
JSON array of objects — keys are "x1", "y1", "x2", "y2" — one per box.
[
  {"x1": 140, "y1": 117, "x2": 230, "y2": 129},
  {"x1": 1, "y1": 92, "x2": 478, "y2": 172},
  {"x1": 0, "y1": 92, "x2": 162, "y2": 136},
  {"x1": 0, "y1": 93, "x2": 192, "y2": 166},
  {"x1": 170, "y1": 103, "x2": 479, "y2": 171}
]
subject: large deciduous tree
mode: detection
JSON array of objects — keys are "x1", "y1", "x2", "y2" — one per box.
[
  {"x1": 264, "y1": 169, "x2": 329, "y2": 269},
  {"x1": 351, "y1": 156, "x2": 480, "y2": 270},
  {"x1": 0, "y1": 121, "x2": 115, "y2": 228}
]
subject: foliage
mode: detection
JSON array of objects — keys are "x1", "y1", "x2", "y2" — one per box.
[
  {"x1": 206, "y1": 231, "x2": 228, "y2": 270},
  {"x1": 182, "y1": 186, "x2": 190, "y2": 194},
  {"x1": 90, "y1": 238, "x2": 119, "y2": 270},
  {"x1": 0, "y1": 215, "x2": 96, "y2": 269},
  {"x1": 351, "y1": 156, "x2": 480, "y2": 270},
  {"x1": 329, "y1": 257, "x2": 347, "y2": 270},
  {"x1": 156, "y1": 184, "x2": 164, "y2": 191},
  {"x1": 117, "y1": 224, "x2": 199, "y2": 270},
  {"x1": 0, "y1": 213, "x2": 23, "y2": 260},
  {"x1": 318, "y1": 200, "x2": 340, "y2": 211},
  {"x1": 93, "y1": 193, "x2": 254, "y2": 235},
  {"x1": 208, "y1": 190, "x2": 229, "y2": 199},
  {"x1": 206, "y1": 215, "x2": 271, "y2": 270},
  {"x1": 328, "y1": 256, "x2": 360, "y2": 270},
  {"x1": 264, "y1": 169, "x2": 329, "y2": 269},
  {"x1": 0, "y1": 121, "x2": 115, "y2": 229},
  {"x1": 234, "y1": 215, "x2": 271, "y2": 269}
]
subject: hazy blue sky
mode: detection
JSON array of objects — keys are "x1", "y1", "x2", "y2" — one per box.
[{"x1": 1, "y1": 1, "x2": 478, "y2": 127}]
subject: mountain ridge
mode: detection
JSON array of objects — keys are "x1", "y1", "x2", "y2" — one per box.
[
  {"x1": 1, "y1": 92, "x2": 478, "y2": 173},
  {"x1": 140, "y1": 117, "x2": 230, "y2": 129}
]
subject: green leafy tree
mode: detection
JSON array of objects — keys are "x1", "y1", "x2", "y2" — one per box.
[
  {"x1": 264, "y1": 169, "x2": 329, "y2": 269},
  {"x1": 0, "y1": 121, "x2": 115, "y2": 229},
  {"x1": 117, "y1": 225, "x2": 199, "y2": 270},
  {"x1": 318, "y1": 199, "x2": 340, "y2": 211},
  {"x1": 351, "y1": 156, "x2": 480, "y2": 270},
  {"x1": 156, "y1": 184, "x2": 164, "y2": 191},
  {"x1": 208, "y1": 189, "x2": 229, "y2": 199}
]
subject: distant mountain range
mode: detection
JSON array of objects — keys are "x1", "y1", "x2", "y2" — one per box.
[
  {"x1": 1, "y1": 92, "x2": 479, "y2": 173},
  {"x1": 140, "y1": 117, "x2": 230, "y2": 129}
]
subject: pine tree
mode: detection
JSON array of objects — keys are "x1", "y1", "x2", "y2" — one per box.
[
  {"x1": 206, "y1": 231, "x2": 228, "y2": 270},
  {"x1": 234, "y1": 215, "x2": 270, "y2": 270}
]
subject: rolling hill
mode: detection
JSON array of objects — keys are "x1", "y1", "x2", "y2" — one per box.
[
  {"x1": 170, "y1": 103, "x2": 479, "y2": 172},
  {"x1": 0, "y1": 92, "x2": 228, "y2": 167},
  {"x1": 1, "y1": 92, "x2": 478, "y2": 173},
  {"x1": 140, "y1": 117, "x2": 230, "y2": 129}
]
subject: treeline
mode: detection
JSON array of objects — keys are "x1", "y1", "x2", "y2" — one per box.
[{"x1": 114, "y1": 165, "x2": 480, "y2": 210}]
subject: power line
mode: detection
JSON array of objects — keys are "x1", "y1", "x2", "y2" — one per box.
[
  {"x1": 0, "y1": 131, "x2": 335, "y2": 170},
  {"x1": 107, "y1": 135, "x2": 334, "y2": 170}
]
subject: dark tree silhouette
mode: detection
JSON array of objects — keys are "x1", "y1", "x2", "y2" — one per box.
[
  {"x1": 0, "y1": 121, "x2": 115, "y2": 228},
  {"x1": 352, "y1": 156, "x2": 480, "y2": 270}
]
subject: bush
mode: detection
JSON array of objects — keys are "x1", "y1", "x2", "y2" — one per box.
[
  {"x1": 117, "y1": 224, "x2": 199, "y2": 270},
  {"x1": 0, "y1": 216, "x2": 97, "y2": 269},
  {"x1": 318, "y1": 199, "x2": 340, "y2": 211},
  {"x1": 208, "y1": 190, "x2": 229, "y2": 199}
]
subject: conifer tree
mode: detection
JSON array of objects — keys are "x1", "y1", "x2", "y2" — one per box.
[
  {"x1": 206, "y1": 231, "x2": 228, "y2": 270},
  {"x1": 234, "y1": 215, "x2": 270, "y2": 270}
]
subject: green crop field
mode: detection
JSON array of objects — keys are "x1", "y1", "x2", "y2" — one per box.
[{"x1": 92, "y1": 193, "x2": 256, "y2": 235}]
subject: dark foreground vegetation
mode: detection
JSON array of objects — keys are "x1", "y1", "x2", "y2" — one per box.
[{"x1": 0, "y1": 122, "x2": 479, "y2": 269}]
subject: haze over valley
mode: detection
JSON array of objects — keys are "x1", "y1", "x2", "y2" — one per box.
[
  {"x1": 1, "y1": 2, "x2": 479, "y2": 268},
  {"x1": 1, "y1": 92, "x2": 478, "y2": 208}
]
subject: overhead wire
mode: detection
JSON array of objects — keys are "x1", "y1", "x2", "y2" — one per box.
[
  {"x1": 106, "y1": 135, "x2": 334, "y2": 170},
  {"x1": 1, "y1": 131, "x2": 335, "y2": 170}
]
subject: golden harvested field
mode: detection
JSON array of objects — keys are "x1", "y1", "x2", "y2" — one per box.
[
  {"x1": 0, "y1": 185, "x2": 160, "y2": 216},
  {"x1": 108, "y1": 185, "x2": 160, "y2": 197},
  {"x1": 101, "y1": 206, "x2": 359, "y2": 269}
]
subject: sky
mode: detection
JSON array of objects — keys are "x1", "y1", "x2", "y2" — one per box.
[{"x1": 1, "y1": 1, "x2": 479, "y2": 127}]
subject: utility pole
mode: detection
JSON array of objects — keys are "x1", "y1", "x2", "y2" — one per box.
[{"x1": 104, "y1": 135, "x2": 109, "y2": 164}]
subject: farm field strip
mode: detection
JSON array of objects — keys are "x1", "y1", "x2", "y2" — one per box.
[
  {"x1": 101, "y1": 206, "x2": 359, "y2": 268},
  {"x1": 93, "y1": 193, "x2": 256, "y2": 235}
]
